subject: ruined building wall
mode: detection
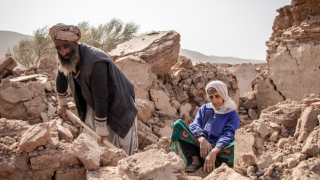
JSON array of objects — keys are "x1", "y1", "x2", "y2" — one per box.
[{"x1": 256, "y1": 0, "x2": 320, "y2": 112}]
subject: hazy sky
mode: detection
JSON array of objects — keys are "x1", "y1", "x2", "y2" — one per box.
[{"x1": 0, "y1": 0, "x2": 291, "y2": 60}]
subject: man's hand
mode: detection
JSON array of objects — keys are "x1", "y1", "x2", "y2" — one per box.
[
  {"x1": 57, "y1": 105, "x2": 69, "y2": 115},
  {"x1": 198, "y1": 136, "x2": 212, "y2": 159},
  {"x1": 203, "y1": 147, "x2": 222, "y2": 172},
  {"x1": 99, "y1": 136, "x2": 109, "y2": 144}
]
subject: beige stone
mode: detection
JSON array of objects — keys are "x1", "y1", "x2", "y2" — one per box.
[
  {"x1": 179, "y1": 103, "x2": 192, "y2": 117},
  {"x1": 73, "y1": 133, "x2": 102, "y2": 170},
  {"x1": 136, "y1": 99, "x2": 155, "y2": 124},
  {"x1": 203, "y1": 163, "x2": 249, "y2": 180},
  {"x1": 150, "y1": 89, "x2": 176, "y2": 116},
  {"x1": 158, "y1": 125, "x2": 173, "y2": 137},
  {"x1": 54, "y1": 168, "x2": 86, "y2": 180},
  {"x1": 87, "y1": 167, "x2": 122, "y2": 180},
  {"x1": 294, "y1": 107, "x2": 320, "y2": 143},
  {"x1": 234, "y1": 129, "x2": 257, "y2": 166},
  {"x1": 115, "y1": 56, "x2": 156, "y2": 92},
  {"x1": 19, "y1": 123, "x2": 50, "y2": 152},
  {"x1": 118, "y1": 149, "x2": 185, "y2": 180},
  {"x1": 109, "y1": 31, "x2": 180, "y2": 77},
  {"x1": 232, "y1": 63, "x2": 258, "y2": 96},
  {"x1": 100, "y1": 147, "x2": 128, "y2": 167}
]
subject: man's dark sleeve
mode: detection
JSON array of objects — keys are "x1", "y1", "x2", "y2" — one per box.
[
  {"x1": 56, "y1": 69, "x2": 68, "y2": 106},
  {"x1": 91, "y1": 61, "x2": 109, "y2": 136}
]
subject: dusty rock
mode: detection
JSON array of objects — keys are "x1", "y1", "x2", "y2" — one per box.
[
  {"x1": 109, "y1": 31, "x2": 180, "y2": 77},
  {"x1": 301, "y1": 127, "x2": 320, "y2": 156},
  {"x1": 115, "y1": 56, "x2": 157, "y2": 94},
  {"x1": 203, "y1": 163, "x2": 249, "y2": 180},
  {"x1": 19, "y1": 123, "x2": 50, "y2": 152},
  {"x1": 257, "y1": 123, "x2": 270, "y2": 139},
  {"x1": 242, "y1": 91, "x2": 257, "y2": 109},
  {"x1": 56, "y1": 123, "x2": 73, "y2": 142},
  {"x1": 150, "y1": 88, "x2": 176, "y2": 116},
  {"x1": 248, "y1": 109, "x2": 258, "y2": 120},
  {"x1": 158, "y1": 125, "x2": 173, "y2": 137},
  {"x1": 0, "y1": 55, "x2": 17, "y2": 79},
  {"x1": 136, "y1": 99, "x2": 155, "y2": 123},
  {"x1": 179, "y1": 103, "x2": 192, "y2": 117},
  {"x1": 37, "y1": 57, "x2": 58, "y2": 75},
  {"x1": 257, "y1": 154, "x2": 273, "y2": 169},
  {"x1": 118, "y1": 149, "x2": 185, "y2": 180},
  {"x1": 291, "y1": 157, "x2": 320, "y2": 179},
  {"x1": 100, "y1": 147, "x2": 128, "y2": 167},
  {"x1": 73, "y1": 133, "x2": 102, "y2": 170},
  {"x1": 287, "y1": 158, "x2": 300, "y2": 169},
  {"x1": 259, "y1": 99, "x2": 304, "y2": 129},
  {"x1": 137, "y1": 120, "x2": 159, "y2": 149},
  {"x1": 234, "y1": 129, "x2": 256, "y2": 167},
  {"x1": 0, "y1": 119, "x2": 29, "y2": 137},
  {"x1": 55, "y1": 167, "x2": 86, "y2": 180},
  {"x1": 294, "y1": 107, "x2": 320, "y2": 143},
  {"x1": 87, "y1": 167, "x2": 122, "y2": 180},
  {"x1": 232, "y1": 63, "x2": 258, "y2": 96}
]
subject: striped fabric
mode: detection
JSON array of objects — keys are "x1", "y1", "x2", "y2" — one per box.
[{"x1": 49, "y1": 23, "x2": 81, "y2": 42}]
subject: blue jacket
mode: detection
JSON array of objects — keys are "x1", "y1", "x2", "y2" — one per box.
[{"x1": 189, "y1": 103, "x2": 240, "y2": 149}]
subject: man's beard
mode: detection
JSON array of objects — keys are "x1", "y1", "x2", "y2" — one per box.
[{"x1": 58, "y1": 46, "x2": 79, "y2": 76}]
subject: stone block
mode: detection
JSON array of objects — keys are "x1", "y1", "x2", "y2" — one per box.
[
  {"x1": 118, "y1": 149, "x2": 185, "y2": 180},
  {"x1": 19, "y1": 123, "x2": 50, "y2": 152},
  {"x1": 73, "y1": 133, "x2": 102, "y2": 170}
]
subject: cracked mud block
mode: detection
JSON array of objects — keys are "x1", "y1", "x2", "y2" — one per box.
[{"x1": 118, "y1": 149, "x2": 185, "y2": 180}]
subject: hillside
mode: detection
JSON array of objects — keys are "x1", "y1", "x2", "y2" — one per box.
[
  {"x1": 179, "y1": 48, "x2": 266, "y2": 64},
  {"x1": 0, "y1": 30, "x2": 33, "y2": 58}
]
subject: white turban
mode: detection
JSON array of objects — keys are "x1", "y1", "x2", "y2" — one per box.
[{"x1": 206, "y1": 80, "x2": 237, "y2": 114}]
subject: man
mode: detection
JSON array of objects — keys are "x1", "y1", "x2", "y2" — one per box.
[{"x1": 49, "y1": 23, "x2": 138, "y2": 155}]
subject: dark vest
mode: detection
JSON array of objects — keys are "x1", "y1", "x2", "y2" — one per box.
[{"x1": 67, "y1": 43, "x2": 137, "y2": 138}]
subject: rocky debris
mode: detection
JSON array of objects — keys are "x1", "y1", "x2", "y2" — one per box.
[
  {"x1": 137, "y1": 120, "x2": 159, "y2": 149},
  {"x1": 115, "y1": 56, "x2": 157, "y2": 100},
  {"x1": 54, "y1": 167, "x2": 86, "y2": 180},
  {"x1": 294, "y1": 106, "x2": 320, "y2": 143},
  {"x1": 231, "y1": 63, "x2": 259, "y2": 96},
  {"x1": 0, "y1": 54, "x2": 17, "y2": 80},
  {"x1": 37, "y1": 57, "x2": 58, "y2": 76},
  {"x1": 87, "y1": 166, "x2": 122, "y2": 180},
  {"x1": 109, "y1": 31, "x2": 180, "y2": 77},
  {"x1": 19, "y1": 122, "x2": 50, "y2": 152},
  {"x1": 143, "y1": 136, "x2": 171, "y2": 153},
  {"x1": 289, "y1": 156, "x2": 320, "y2": 179},
  {"x1": 100, "y1": 147, "x2": 128, "y2": 167},
  {"x1": 73, "y1": 133, "x2": 102, "y2": 170},
  {"x1": 118, "y1": 149, "x2": 185, "y2": 180},
  {"x1": 135, "y1": 99, "x2": 155, "y2": 123},
  {"x1": 234, "y1": 94, "x2": 320, "y2": 180},
  {"x1": 203, "y1": 163, "x2": 250, "y2": 180}
]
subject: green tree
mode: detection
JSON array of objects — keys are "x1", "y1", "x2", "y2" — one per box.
[
  {"x1": 78, "y1": 18, "x2": 139, "y2": 52},
  {"x1": 10, "y1": 26, "x2": 56, "y2": 68}
]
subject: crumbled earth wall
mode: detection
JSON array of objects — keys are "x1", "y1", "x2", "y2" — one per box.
[{"x1": 254, "y1": 0, "x2": 320, "y2": 112}]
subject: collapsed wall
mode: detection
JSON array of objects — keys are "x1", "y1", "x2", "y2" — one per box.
[
  {"x1": 109, "y1": 31, "x2": 240, "y2": 144},
  {"x1": 0, "y1": 30, "x2": 241, "y2": 180},
  {"x1": 255, "y1": 0, "x2": 320, "y2": 112}
]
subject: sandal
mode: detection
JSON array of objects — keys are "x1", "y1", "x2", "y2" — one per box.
[{"x1": 186, "y1": 164, "x2": 201, "y2": 173}]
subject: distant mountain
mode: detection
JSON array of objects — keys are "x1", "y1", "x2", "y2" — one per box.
[
  {"x1": 0, "y1": 31, "x2": 33, "y2": 58},
  {"x1": 179, "y1": 49, "x2": 266, "y2": 64}
]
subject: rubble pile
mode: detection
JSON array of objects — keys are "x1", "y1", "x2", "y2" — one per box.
[
  {"x1": 1, "y1": 1, "x2": 320, "y2": 178},
  {"x1": 234, "y1": 94, "x2": 320, "y2": 180},
  {"x1": 109, "y1": 31, "x2": 241, "y2": 145}
]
